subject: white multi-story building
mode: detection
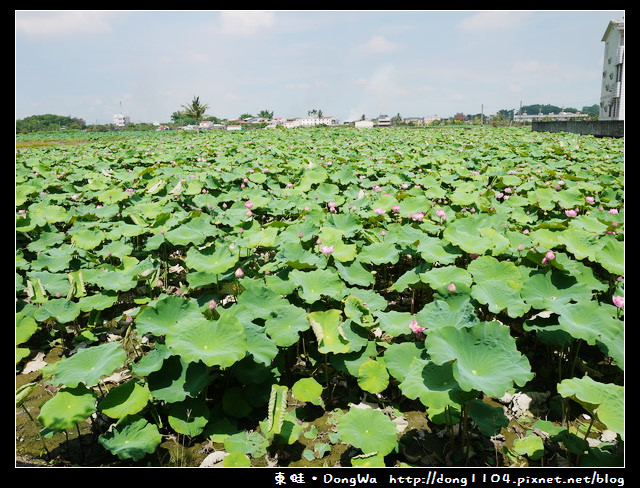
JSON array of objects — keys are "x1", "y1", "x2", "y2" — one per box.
[
  {"x1": 599, "y1": 18, "x2": 624, "y2": 121},
  {"x1": 113, "y1": 113, "x2": 130, "y2": 127},
  {"x1": 296, "y1": 116, "x2": 339, "y2": 127}
]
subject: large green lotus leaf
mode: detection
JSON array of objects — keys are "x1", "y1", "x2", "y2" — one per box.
[
  {"x1": 375, "y1": 310, "x2": 416, "y2": 338},
  {"x1": 415, "y1": 297, "x2": 479, "y2": 331},
  {"x1": 277, "y1": 242, "x2": 320, "y2": 269},
  {"x1": 570, "y1": 214, "x2": 610, "y2": 234},
  {"x1": 358, "y1": 242, "x2": 399, "y2": 265},
  {"x1": 557, "y1": 376, "x2": 624, "y2": 440},
  {"x1": 528, "y1": 187, "x2": 557, "y2": 210},
  {"x1": 164, "y1": 215, "x2": 215, "y2": 246},
  {"x1": 390, "y1": 266, "x2": 423, "y2": 292},
  {"x1": 290, "y1": 269, "x2": 346, "y2": 303},
  {"x1": 238, "y1": 225, "x2": 279, "y2": 249},
  {"x1": 292, "y1": 377, "x2": 324, "y2": 406},
  {"x1": 442, "y1": 217, "x2": 493, "y2": 255},
  {"x1": 334, "y1": 259, "x2": 375, "y2": 287},
  {"x1": 78, "y1": 292, "x2": 119, "y2": 312},
  {"x1": 16, "y1": 313, "x2": 38, "y2": 346},
  {"x1": 237, "y1": 281, "x2": 287, "y2": 319},
  {"x1": 345, "y1": 287, "x2": 387, "y2": 312},
  {"x1": 168, "y1": 398, "x2": 211, "y2": 437},
  {"x1": 98, "y1": 415, "x2": 163, "y2": 461},
  {"x1": 185, "y1": 244, "x2": 239, "y2": 274},
  {"x1": 308, "y1": 309, "x2": 351, "y2": 354},
  {"x1": 330, "y1": 242, "x2": 359, "y2": 262},
  {"x1": 98, "y1": 187, "x2": 129, "y2": 205},
  {"x1": 96, "y1": 238, "x2": 134, "y2": 260},
  {"x1": 338, "y1": 406, "x2": 398, "y2": 456},
  {"x1": 467, "y1": 255, "x2": 522, "y2": 283},
  {"x1": 43, "y1": 341, "x2": 127, "y2": 388},
  {"x1": 382, "y1": 342, "x2": 427, "y2": 382},
  {"x1": 98, "y1": 380, "x2": 150, "y2": 419},
  {"x1": 357, "y1": 359, "x2": 389, "y2": 394},
  {"x1": 420, "y1": 265, "x2": 472, "y2": 295},
  {"x1": 329, "y1": 213, "x2": 361, "y2": 237},
  {"x1": 330, "y1": 341, "x2": 376, "y2": 377},
  {"x1": 478, "y1": 227, "x2": 511, "y2": 255},
  {"x1": 555, "y1": 187, "x2": 584, "y2": 210},
  {"x1": 468, "y1": 399, "x2": 509, "y2": 436},
  {"x1": 135, "y1": 295, "x2": 203, "y2": 336},
  {"x1": 471, "y1": 279, "x2": 530, "y2": 318},
  {"x1": 595, "y1": 236, "x2": 624, "y2": 276},
  {"x1": 38, "y1": 384, "x2": 96, "y2": 431},
  {"x1": 264, "y1": 303, "x2": 310, "y2": 347},
  {"x1": 530, "y1": 228, "x2": 564, "y2": 250},
  {"x1": 105, "y1": 222, "x2": 146, "y2": 240},
  {"x1": 549, "y1": 302, "x2": 624, "y2": 367},
  {"x1": 28, "y1": 202, "x2": 69, "y2": 226},
  {"x1": 165, "y1": 313, "x2": 247, "y2": 368},
  {"x1": 146, "y1": 355, "x2": 208, "y2": 403},
  {"x1": 521, "y1": 270, "x2": 592, "y2": 310},
  {"x1": 26, "y1": 230, "x2": 65, "y2": 253},
  {"x1": 426, "y1": 321, "x2": 534, "y2": 397},
  {"x1": 558, "y1": 227, "x2": 604, "y2": 261},
  {"x1": 33, "y1": 248, "x2": 73, "y2": 273},
  {"x1": 243, "y1": 321, "x2": 278, "y2": 366},
  {"x1": 398, "y1": 357, "x2": 461, "y2": 423},
  {"x1": 131, "y1": 344, "x2": 172, "y2": 376},
  {"x1": 84, "y1": 268, "x2": 138, "y2": 292},
  {"x1": 224, "y1": 430, "x2": 270, "y2": 459},
  {"x1": 417, "y1": 236, "x2": 463, "y2": 265}
]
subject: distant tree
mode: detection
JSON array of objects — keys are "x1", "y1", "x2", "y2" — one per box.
[
  {"x1": 391, "y1": 113, "x2": 403, "y2": 125},
  {"x1": 16, "y1": 114, "x2": 86, "y2": 133},
  {"x1": 258, "y1": 110, "x2": 274, "y2": 119},
  {"x1": 582, "y1": 104, "x2": 600, "y2": 117},
  {"x1": 180, "y1": 96, "x2": 209, "y2": 126}
]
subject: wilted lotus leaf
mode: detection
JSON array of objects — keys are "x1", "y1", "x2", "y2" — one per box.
[
  {"x1": 168, "y1": 397, "x2": 211, "y2": 437},
  {"x1": 98, "y1": 380, "x2": 150, "y2": 419},
  {"x1": 558, "y1": 375, "x2": 624, "y2": 440},
  {"x1": 338, "y1": 406, "x2": 398, "y2": 456},
  {"x1": 38, "y1": 384, "x2": 96, "y2": 431},
  {"x1": 98, "y1": 415, "x2": 163, "y2": 461},
  {"x1": 308, "y1": 309, "x2": 351, "y2": 354},
  {"x1": 43, "y1": 341, "x2": 126, "y2": 388},
  {"x1": 135, "y1": 295, "x2": 202, "y2": 336},
  {"x1": 426, "y1": 321, "x2": 534, "y2": 397},
  {"x1": 165, "y1": 312, "x2": 247, "y2": 368}
]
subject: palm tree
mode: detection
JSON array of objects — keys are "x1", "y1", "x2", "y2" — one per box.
[{"x1": 181, "y1": 96, "x2": 209, "y2": 126}]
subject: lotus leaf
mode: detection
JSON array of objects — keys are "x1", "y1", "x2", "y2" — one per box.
[
  {"x1": 38, "y1": 384, "x2": 96, "y2": 431},
  {"x1": 290, "y1": 269, "x2": 346, "y2": 303},
  {"x1": 165, "y1": 313, "x2": 247, "y2": 368},
  {"x1": 308, "y1": 309, "x2": 351, "y2": 354},
  {"x1": 468, "y1": 399, "x2": 509, "y2": 436},
  {"x1": 426, "y1": 321, "x2": 534, "y2": 397},
  {"x1": 291, "y1": 377, "x2": 323, "y2": 405},
  {"x1": 264, "y1": 303, "x2": 310, "y2": 347},
  {"x1": 243, "y1": 321, "x2": 278, "y2": 365},
  {"x1": 43, "y1": 341, "x2": 126, "y2": 388},
  {"x1": 98, "y1": 415, "x2": 163, "y2": 461},
  {"x1": 135, "y1": 295, "x2": 203, "y2": 336},
  {"x1": 147, "y1": 355, "x2": 208, "y2": 403},
  {"x1": 557, "y1": 376, "x2": 624, "y2": 440},
  {"x1": 513, "y1": 434, "x2": 545, "y2": 460},
  {"x1": 415, "y1": 297, "x2": 479, "y2": 330},
  {"x1": 224, "y1": 430, "x2": 269, "y2": 459},
  {"x1": 358, "y1": 242, "x2": 399, "y2": 265},
  {"x1": 338, "y1": 406, "x2": 398, "y2": 456},
  {"x1": 98, "y1": 380, "x2": 150, "y2": 419},
  {"x1": 398, "y1": 357, "x2": 461, "y2": 423},
  {"x1": 168, "y1": 397, "x2": 211, "y2": 436},
  {"x1": 334, "y1": 258, "x2": 375, "y2": 287},
  {"x1": 357, "y1": 359, "x2": 389, "y2": 394},
  {"x1": 420, "y1": 265, "x2": 472, "y2": 295}
]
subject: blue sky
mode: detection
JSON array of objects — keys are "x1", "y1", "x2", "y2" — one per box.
[{"x1": 15, "y1": 10, "x2": 624, "y2": 124}]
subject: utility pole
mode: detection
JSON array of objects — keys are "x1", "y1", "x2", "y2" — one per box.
[{"x1": 481, "y1": 104, "x2": 483, "y2": 125}]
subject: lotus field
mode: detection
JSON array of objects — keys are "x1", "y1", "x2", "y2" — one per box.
[{"x1": 16, "y1": 126, "x2": 624, "y2": 467}]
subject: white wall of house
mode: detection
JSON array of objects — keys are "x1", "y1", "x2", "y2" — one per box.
[{"x1": 600, "y1": 19, "x2": 625, "y2": 120}]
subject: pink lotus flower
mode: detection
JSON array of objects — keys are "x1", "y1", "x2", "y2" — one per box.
[
  {"x1": 609, "y1": 208, "x2": 619, "y2": 215},
  {"x1": 612, "y1": 295, "x2": 624, "y2": 309},
  {"x1": 411, "y1": 212, "x2": 424, "y2": 221},
  {"x1": 245, "y1": 201, "x2": 253, "y2": 209},
  {"x1": 447, "y1": 282, "x2": 457, "y2": 293},
  {"x1": 374, "y1": 208, "x2": 386, "y2": 215},
  {"x1": 564, "y1": 209, "x2": 577, "y2": 217},
  {"x1": 235, "y1": 268, "x2": 244, "y2": 278},
  {"x1": 392, "y1": 205, "x2": 400, "y2": 213},
  {"x1": 409, "y1": 320, "x2": 426, "y2": 337},
  {"x1": 545, "y1": 250, "x2": 556, "y2": 261},
  {"x1": 586, "y1": 196, "x2": 595, "y2": 204},
  {"x1": 435, "y1": 209, "x2": 446, "y2": 220},
  {"x1": 208, "y1": 299, "x2": 217, "y2": 310},
  {"x1": 321, "y1": 245, "x2": 334, "y2": 255}
]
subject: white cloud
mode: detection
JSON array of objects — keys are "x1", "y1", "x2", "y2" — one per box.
[
  {"x1": 358, "y1": 35, "x2": 402, "y2": 54},
  {"x1": 15, "y1": 11, "x2": 120, "y2": 37},
  {"x1": 457, "y1": 11, "x2": 531, "y2": 32},
  {"x1": 218, "y1": 10, "x2": 276, "y2": 36},
  {"x1": 512, "y1": 59, "x2": 560, "y2": 77}
]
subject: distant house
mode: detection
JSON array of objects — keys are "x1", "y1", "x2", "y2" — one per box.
[
  {"x1": 376, "y1": 115, "x2": 391, "y2": 127},
  {"x1": 113, "y1": 113, "x2": 129, "y2": 127},
  {"x1": 296, "y1": 116, "x2": 339, "y2": 127},
  {"x1": 226, "y1": 125, "x2": 242, "y2": 131},
  {"x1": 600, "y1": 18, "x2": 624, "y2": 120},
  {"x1": 355, "y1": 120, "x2": 374, "y2": 129}
]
